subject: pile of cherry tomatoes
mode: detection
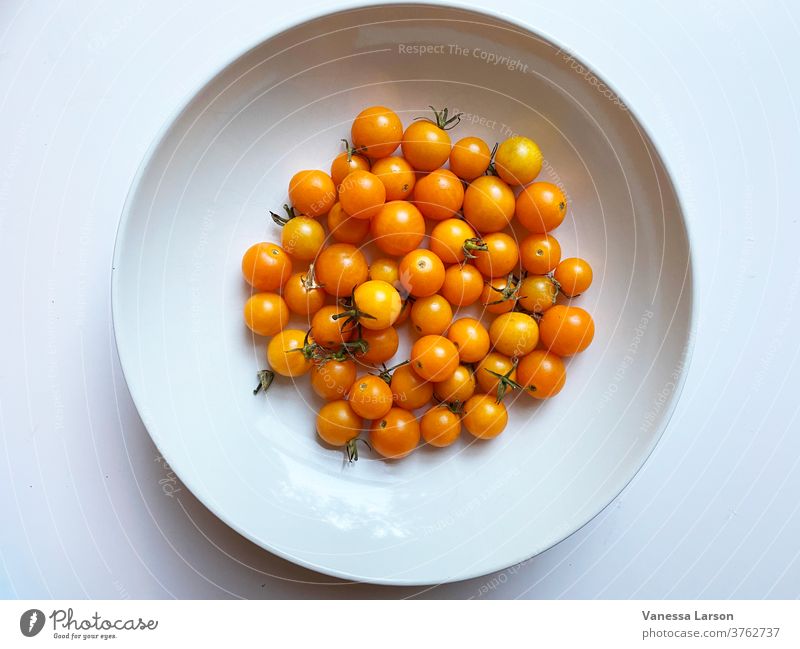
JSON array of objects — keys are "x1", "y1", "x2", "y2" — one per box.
[{"x1": 242, "y1": 105, "x2": 595, "y2": 462}]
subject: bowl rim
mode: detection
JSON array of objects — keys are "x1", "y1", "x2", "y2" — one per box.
[{"x1": 110, "y1": 0, "x2": 697, "y2": 586}]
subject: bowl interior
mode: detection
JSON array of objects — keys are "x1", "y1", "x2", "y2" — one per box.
[{"x1": 112, "y1": 4, "x2": 692, "y2": 584}]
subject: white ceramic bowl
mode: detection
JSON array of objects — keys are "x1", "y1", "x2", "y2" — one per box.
[{"x1": 112, "y1": 3, "x2": 693, "y2": 585}]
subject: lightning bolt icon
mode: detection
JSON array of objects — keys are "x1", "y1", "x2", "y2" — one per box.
[{"x1": 28, "y1": 611, "x2": 37, "y2": 632}]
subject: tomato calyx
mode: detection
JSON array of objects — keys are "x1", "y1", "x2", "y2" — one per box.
[
  {"x1": 330, "y1": 339, "x2": 369, "y2": 361},
  {"x1": 547, "y1": 272, "x2": 564, "y2": 296},
  {"x1": 486, "y1": 273, "x2": 524, "y2": 306},
  {"x1": 345, "y1": 437, "x2": 371, "y2": 462},
  {"x1": 340, "y1": 138, "x2": 360, "y2": 163},
  {"x1": 253, "y1": 369, "x2": 276, "y2": 395},
  {"x1": 436, "y1": 398, "x2": 464, "y2": 415},
  {"x1": 485, "y1": 142, "x2": 499, "y2": 176},
  {"x1": 333, "y1": 291, "x2": 377, "y2": 331},
  {"x1": 484, "y1": 358, "x2": 524, "y2": 403},
  {"x1": 375, "y1": 359, "x2": 410, "y2": 385},
  {"x1": 300, "y1": 263, "x2": 325, "y2": 291},
  {"x1": 270, "y1": 203, "x2": 298, "y2": 226},
  {"x1": 306, "y1": 337, "x2": 369, "y2": 365},
  {"x1": 462, "y1": 236, "x2": 488, "y2": 260},
  {"x1": 414, "y1": 105, "x2": 463, "y2": 131}
]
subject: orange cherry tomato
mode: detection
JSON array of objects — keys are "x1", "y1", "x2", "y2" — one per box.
[
  {"x1": 401, "y1": 117, "x2": 451, "y2": 172},
  {"x1": 517, "y1": 275, "x2": 558, "y2": 314},
  {"x1": 475, "y1": 352, "x2": 516, "y2": 397},
  {"x1": 440, "y1": 263, "x2": 484, "y2": 307},
  {"x1": 243, "y1": 292, "x2": 289, "y2": 336},
  {"x1": 447, "y1": 317, "x2": 490, "y2": 363},
  {"x1": 516, "y1": 350, "x2": 566, "y2": 399},
  {"x1": 494, "y1": 136, "x2": 543, "y2": 186},
  {"x1": 316, "y1": 400, "x2": 363, "y2": 447},
  {"x1": 352, "y1": 280, "x2": 402, "y2": 330},
  {"x1": 288, "y1": 170, "x2": 336, "y2": 218},
  {"x1": 472, "y1": 232, "x2": 520, "y2": 278},
  {"x1": 479, "y1": 276, "x2": 519, "y2": 314},
  {"x1": 358, "y1": 327, "x2": 399, "y2": 364},
  {"x1": 327, "y1": 202, "x2": 370, "y2": 245},
  {"x1": 429, "y1": 218, "x2": 481, "y2": 265},
  {"x1": 348, "y1": 374, "x2": 394, "y2": 420},
  {"x1": 351, "y1": 106, "x2": 403, "y2": 159},
  {"x1": 410, "y1": 294, "x2": 453, "y2": 336},
  {"x1": 398, "y1": 249, "x2": 446, "y2": 298},
  {"x1": 311, "y1": 359, "x2": 357, "y2": 401},
  {"x1": 368, "y1": 257, "x2": 400, "y2": 286},
  {"x1": 489, "y1": 311, "x2": 539, "y2": 358},
  {"x1": 315, "y1": 243, "x2": 368, "y2": 297},
  {"x1": 369, "y1": 408, "x2": 420, "y2": 459},
  {"x1": 310, "y1": 305, "x2": 354, "y2": 348},
  {"x1": 370, "y1": 200, "x2": 425, "y2": 257},
  {"x1": 266, "y1": 329, "x2": 312, "y2": 377},
  {"x1": 516, "y1": 182, "x2": 567, "y2": 233},
  {"x1": 413, "y1": 168, "x2": 464, "y2": 221},
  {"x1": 554, "y1": 257, "x2": 593, "y2": 297},
  {"x1": 420, "y1": 405, "x2": 462, "y2": 447},
  {"x1": 390, "y1": 364, "x2": 434, "y2": 411},
  {"x1": 330, "y1": 144, "x2": 370, "y2": 187},
  {"x1": 462, "y1": 175, "x2": 515, "y2": 234},
  {"x1": 463, "y1": 394, "x2": 508, "y2": 439},
  {"x1": 338, "y1": 169, "x2": 386, "y2": 220},
  {"x1": 520, "y1": 233, "x2": 561, "y2": 275},
  {"x1": 449, "y1": 136, "x2": 491, "y2": 181},
  {"x1": 370, "y1": 156, "x2": 416, "y2": 201},
  {"x1": 280, "y1": 215, "x2": 325, "y2": 261},
  {"x1": 433, "y1": 364, "x2": 476, "y2": 404},
  {"x1": 282, "y1": 271, "x2": 326, "y2": 317},
  {"x1": 410, "y1": 335, "x2": 459, "y2": 382},
  {"x1": 241, "y1": 242, "x2": 293, "y2": 291},
  {"x1": 539, "y1": 305, "x2": 595, "y2": 356}
]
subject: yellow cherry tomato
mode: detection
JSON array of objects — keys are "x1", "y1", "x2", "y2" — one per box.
[
  {"x1": 463, "y1": 394, "x2": 508, "y2": 439},
  {"x1": 449, "y1": 136, "x2": 491, "y2": 181},
  {"x1": 517, "y1": 275, "x2": 558, "y2": 314},
  {"x1": 494, "y1": 136, "x2": 543, "y2": 186},
  {"x1": 390, "y1": 364, "x2": 434, "y2": 411},
  {"x1": 420, "y1": 405, "x2": 462, "y2": 447},
  {"x1": 316, "y1": 400, "x2": 363, "y2": 447},
  {"x1": 348, "y1": 374, "x2": 394, "y2": 420},
  {"x1": 489, "y1": 312, "x2": 539, "y2": 358},
  {"x1": 447, "y1": 317, "x2": 491, "y2": 363},
  {"x1": 433, "y1": 364, "x2": 476, "y2": 404},
  {"x1": 352, "y1": 280, "x2": 402, "y2": 330},
  {"x1": 241, "y1": 242, "x2": 292, "y2": 291},
  {"x1": 358, "y1": 327, "x2": 399, "y2": 364},
  {"x1": 369, "y1": 408, "x2": 420, "y2": 459},
  {"x1": 554, "y1": 257, "x2": 593, "y2": 297},
  {"x1": 266, "y1": 329, "x2": 312, "y2": 377},
  {"x1": 351, "y1": 106, "x2": 403, "y2": 160},
  {"x1": 462, "y1": 175, "x2": 515, "y2": 234},
  {"x1": 369, "y1": 257, "x2": 400, "y2": 286},
  {"x1": 410, "y1": 335, "x2": 460, "y2": 383},
  {"x1": 280, "y1": 215, "x2": 325, "y2": 261},
  {"x1": 243, "y1": 292, "x2": 289, "y2": 336},
  {"x1": 370, "y1": 156, "x2": 416, "y2": 200},
  {"x1": 401, "y1": 106, "x2": 457, "y2": 172},
  {"x1": 288, "y1": 170, "x2": 336, "y2": 218},
  {"x1": 410, "y1": 294, "x2": 453, "y2": 336}
]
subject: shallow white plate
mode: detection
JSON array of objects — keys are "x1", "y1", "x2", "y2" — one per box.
[{"x1": 112, "y1": 3, "x2": 693, "y2": 585}]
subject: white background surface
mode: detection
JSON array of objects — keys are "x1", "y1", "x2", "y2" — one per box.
[{"x1": 0, "y1": 0, "x2": 798, "y2": 599}]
